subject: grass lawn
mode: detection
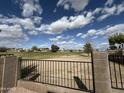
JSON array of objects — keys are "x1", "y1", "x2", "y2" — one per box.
[{"x1": 0, "y1": 51, "x2": 87, "y2": 59}]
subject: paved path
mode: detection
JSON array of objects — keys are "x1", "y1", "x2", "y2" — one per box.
[
  {"x1": 7, "y1": 87, "x2": 38, "y2": 93},
  {"x1": 112, "y1": 89, "x2": 124, "y2": 93}
]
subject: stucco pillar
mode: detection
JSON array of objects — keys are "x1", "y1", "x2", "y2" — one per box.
[{"x1": 93, "y1": 51, "x2": 112, "y2": 93}]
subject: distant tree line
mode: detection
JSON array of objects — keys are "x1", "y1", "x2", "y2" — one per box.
[
  {"x1": 0, "y1": 47, "x2": 8, "y2": 52},
  {"x1": 31, "y1": 45, "x2": 60, "y2": 52}
]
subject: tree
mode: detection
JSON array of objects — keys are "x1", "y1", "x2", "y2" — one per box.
[
  {"x1": 51, "y1": 44, "x2": 59, "y2": 52},
  {"x1": 0, "y1": 47, "x2": 7, "y2": 52},
  {"x1": 31, "y1": 46, "x2": 38, "y2": 51},
  {"x1": 83, "y1": 43, "x2": 92, "y2": 56},
  {"x1": 108, "y1": 33, "x2": 124, "y2": 49}
]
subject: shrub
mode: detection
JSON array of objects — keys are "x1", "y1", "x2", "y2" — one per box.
[{"x1": 51, "y1": 44, "x2": 59, "y2": 52}]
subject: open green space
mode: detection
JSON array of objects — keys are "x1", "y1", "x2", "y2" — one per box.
[{"x1": 0, "y1": 51, "x2": 85, "y2": 59}]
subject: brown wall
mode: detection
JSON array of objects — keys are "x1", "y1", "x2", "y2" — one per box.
[
  {"x1": 0, "y1": 56, "x2": 18, "y2": 93},
  {"x1": 0, "y1": 58, "x2": 4, "y2": 89}
]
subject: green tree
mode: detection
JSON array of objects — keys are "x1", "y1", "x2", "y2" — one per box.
[
  {"x1": 83, "y1": 43, "x2": 92, "y2": 56},
  {"x1": 31, "y1": 46, "x2": 38, "y2": 51},
  {"x1": 108, "y1": 33, "x2": 124, "y2": 49},
  {"x1": 51, "y1": 44, "x2": 59, "y2": 52}
]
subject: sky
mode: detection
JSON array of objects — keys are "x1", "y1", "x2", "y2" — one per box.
[{"x1": 0, "y1": 0, "x2": 124, "y2": 50}]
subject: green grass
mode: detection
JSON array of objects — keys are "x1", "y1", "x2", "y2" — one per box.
[{"x1": 0, "y1": 51, "x2": 83, "y2": 59}]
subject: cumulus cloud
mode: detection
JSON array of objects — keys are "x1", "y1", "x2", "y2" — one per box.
[
  {"x1": 36, "y1": 12, "x2": 94, "y2": 34},
  {"x1": 0, "y1": 16, "x2": 35, "y2": 30},
  {"x1": 96, "y1": 3, "x2": 124, "y2": 21},
  {"x1": 49, "y1": 35, "x2": 73, "y2": 42},
  {"x1": 77, "y1": 23, "x2": 124, "y2": 39},
  {"x1": 0, "y1": 24, "x2": 29, "y2": 47},
  {"x1": 97, "y1": 5, "x2": 116, "y2": 21},
  {"x1": 96, "y1": 42, "x2": 109, "y2": 50},
  {"x1": 76, "y1": 24, "x2": 124, "y2": 50},
  {"x1": 64, "y1": 3, "x2": 70, "y2": 10},
  {"x1": 18, "y1": 0, "x2": 43, "y2": 17},
  {"x1": 57, "y1": 0, "x2": 89, "y2": 12},
  {"x1": 116, "y1": 3, "x2": 124, "y2": 15},
  {"x1": 105, "y1": 0, "x2": 113, "y2": 6},
  {"x1": 49, "y1": 35, "x2": 83, "y2": 50},
  {"x1": 0, "y1": 24, "x2": 28, "y2": 39},
  {"x1": 76, "y1": 33, "x2": 82, "y2": 37}
]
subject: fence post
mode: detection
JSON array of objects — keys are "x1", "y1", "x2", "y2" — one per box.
[
  {"x1": 92, "y1": 51, "x2": 112, "y2": 93},
  {"x1": 17, "y1": 57, "x2": 22, "y2": 80}
]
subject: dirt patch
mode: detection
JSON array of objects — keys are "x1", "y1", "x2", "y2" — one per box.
[{"x1": 44, "y1": 55, "x2": 91, "y2": 62}]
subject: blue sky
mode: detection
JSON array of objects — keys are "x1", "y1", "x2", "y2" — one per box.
[{"x1": 0, "y1": 0, "x2": 124, "y2": 50}]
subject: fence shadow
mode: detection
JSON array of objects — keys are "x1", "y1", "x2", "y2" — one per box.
[
  {"x1": 73, "y1": 76, "x2": 88, "y2": 90},
  {"x1": 21, "y1": 64, "x2": 40, "y2": 81},
  {"x1": 29, "y1": 73, "x2": 40, "y2": 81}
]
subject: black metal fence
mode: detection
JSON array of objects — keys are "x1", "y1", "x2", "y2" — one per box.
[
  {"x1": 108, "y1": 55, "x2": 124, "y2": 90},
  {"x1": 20, "y1": 59, "x2": 94, "y2": 92}
]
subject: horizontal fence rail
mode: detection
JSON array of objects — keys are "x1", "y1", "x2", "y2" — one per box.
[
  {"x1": 20, "y1": 59, "x2": 94, "y2": 92},
  {"x1": 108, "y1": 55, "x2": 124, "y2": 90}
]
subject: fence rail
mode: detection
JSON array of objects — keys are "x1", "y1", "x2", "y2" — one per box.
[
  {"x1": 108, "y1": 55, "x2": 124, "y2": 90},
  {"x1": 20, "y1": 59, "x2": 94, "y2": 92}
]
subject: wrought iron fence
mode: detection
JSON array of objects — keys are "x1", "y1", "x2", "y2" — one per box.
[
  {"x1": 108, "y1": 54, "x2": 124, "y2": 90},
  {"x1": 20, "y1": 59, "x2": 94, "y2": 92}
]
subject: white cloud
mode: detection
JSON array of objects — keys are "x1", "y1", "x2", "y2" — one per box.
[
  {"x1": 18, "y1": 0, "x2": 42, "y2": 17},
  {"x1": 0, "y1": 24, "x2": 29, "y2": 47},
  {"x1": 116, "y1": 3, "x2": 124, "y2": 15},
  {"x1": 97, "y1": 5, "x2": 116, "y2": 21},
  {"x1": 0, "y1": 17, "x2": 35, "y2": 30},
  {"x1": 92, "y1": 8, "x2": 102, "y2": 15},
  {"x1": 33, "y1": 16, "x2": 42, "y2": 24},
  {"x1": 57, "y1": 0, "x2": 89, "y2": 12},
  {"x1": 49, "y1": 35, "x2": 72, "y2": 42},
  {"x1": 60, "y1": 41, "x2": 83, "y2": 50},
  {"x1": 97, "y1": 3, "x2": 124, "y2": 21},
  {"x1": 37, "y1": 13, "x2": 94, "y2": 34},
  {"x1": 105, "y1": 0, "x2": 113, "y2": 6},
  {"x1": 39, "y1": 44, "x2": 50, "y2": 48},
  {"x1": 77, "y1": 29, "x2": 97, "y2": 39},
  {"x1": 22, "y1": 12, "x2": 93, "y2": 35},
  {"x1": 87, "y1": 29, "x2": 96, "y2": 35},
  {"x1": 28, "y1": 31, "x2": 38, "y2": 35},
  {"x1": 102, "y1": 5, "x2": 116, "y2": 14},
  {"x1": 76, "y1": 33, "x2": 82, "y2": 37},
  {"x1": 49, "y1": 17, "x2": 69, "y2": 33},
  {"x1": 96, "y1": 42, "x2": 109, "y2": 50},
  {"x1": 106, "y1": 24, "x2": 124, "y2": 34},
  {"x1": 49, "y1": 35, "x2": 83, "y2": 50},
  {"x1": 64, "y1": 3, "x2": 70, "y2": 10},
  {"x1": 0, "y1": 24, "x2": 27, "y2": 39},
  {"x1": 78, "y1": 23, "x2": 124, "y2": 39},
  {"x1": 97, "y1": 14, "x2": 110, "y2": 21},
  {"x1": 81, "y1": 34, "x2": 87, "y2": 39}
]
